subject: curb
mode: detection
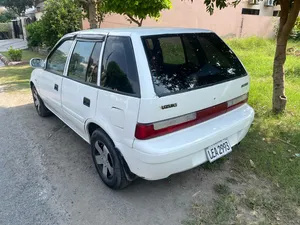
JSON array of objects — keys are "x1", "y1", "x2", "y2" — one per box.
[
  {"x1": 0, "y1": 54, "x2": 10, "y2": 66},
  {"x1": 0, "y1": 54, "x2": 29, "y2": 66}
]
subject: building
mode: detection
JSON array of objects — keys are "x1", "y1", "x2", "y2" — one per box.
[
  {"x1": 82, "y1": 0, "x2": 281, "y2": 38},
  {"x1": 24, "y1": 2, "x2": 45, "y2": 21}
]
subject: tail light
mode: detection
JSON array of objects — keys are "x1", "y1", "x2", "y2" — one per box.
[{"x1": 135, "y1": 94, "x2": 248, "y2": 140}]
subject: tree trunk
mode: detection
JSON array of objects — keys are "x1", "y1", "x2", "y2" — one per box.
[
  {"x1": 126, "y1": 14, "x2": 144, "y2": 27},
  {"x1": 138, "y1": 18, "x2": 143, "y2": 27},
  {"x1": 88, "y1": 2, "x2": 98, "y2": 29},
  {"x1": 272, "y1": 37, "x2": 288, "y2": 113},
  {"x1": 272, "y1": 0, "x2": 300, "y2": 113}
]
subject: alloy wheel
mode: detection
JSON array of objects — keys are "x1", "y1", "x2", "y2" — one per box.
[
  {"x1": 94, "y1": 141, "x2": 114, "y2": 179},
  {"x1": 32, "y1": 87, "x2": 40, "y2": 113}
]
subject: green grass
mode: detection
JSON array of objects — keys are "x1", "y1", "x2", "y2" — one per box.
[
  {"x1": 186, "y1": 37, "x2": 300, "y2": 225},
  {"x1": 0, "y1": 65, "x2": 33, "y2": 92},
  {"x1": 0, "y1": 50, "x2": 44, "y2": 92},
  {"x1": 227, "y1": 37, "x2": 300, "y2": 204},
  {"x1": 1, "y1": 49, "x2": 46, "y2": 62},
  {"x1": 185, "y1": 181, "x2": 299, "y2": 225}
]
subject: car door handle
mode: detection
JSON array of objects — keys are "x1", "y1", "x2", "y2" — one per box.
[
  {"x1": 54, "y1": 84, "x2": 58, "y2": 91},
  {"x1": 83, "y1": 97, "x2": 90, "y2": 107}
]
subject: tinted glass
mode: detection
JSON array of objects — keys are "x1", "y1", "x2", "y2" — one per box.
[
  {"x1": 68, "y1": 41, "x2": 95, "y2": 82},
  {"x1": 47, "y1": 40, "x2": 73, "y2": 75},
  {"x1": 86, "y1": 42, "x2": 102, "y2": 84},
  {"x1": 159, "y1": 36, "x2": 185, "y2": 64},
  {"x1": 101, "y1": 36, "x2": 140, "y2": 95},
  {"x1": 142, "y1": 33, "x2": 247, "y2": 96}
]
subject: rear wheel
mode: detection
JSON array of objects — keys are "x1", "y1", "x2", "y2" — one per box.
[
  {"x1": 91, "y1": 129, "x2": 130, "y2": 189},
  {"x1": 31, "y1": 85, "x2": 52, "y2": 117}
]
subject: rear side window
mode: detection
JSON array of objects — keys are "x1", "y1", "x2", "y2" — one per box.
[
  {"x1": 68, "y1": 41, "x2": 102, "y2": 85},
  {"x1": 142, "y1": 33, "x2": 247, "y2": 96},
  {"x1": 101, "y1": 36, "x2": 140, "y2": 96},
  {"x1": 68, "y1": 41, "x2": 95, "y2": 82},
  {"x1": 86, "y1": 42, "x2": 102, "y2": 84}
]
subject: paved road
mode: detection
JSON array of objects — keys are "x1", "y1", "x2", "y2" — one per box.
[
  {"x1": 0, "y1": 91, "x2": 227, "y2": 225},
  {"x1": 0, "y1": 39, "x2": 28, "y2": 52}
]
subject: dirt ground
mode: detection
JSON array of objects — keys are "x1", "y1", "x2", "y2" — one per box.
[{"x1": 0, "y1": 90, "x2": 234, "y2": 225}]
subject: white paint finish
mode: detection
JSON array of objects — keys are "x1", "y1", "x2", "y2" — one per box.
[
  {"x1": 130, "y1": 33, "x2": 156, "y2": 99},
  {"x1": 110, "y1": 107, "x2": 125, "y2": 129},
  {"x1": 36, "y1": 70, "x2": 63, "y2": 112},
  {"x1": 76, "y1": 27, "x2": 212, "y2": 37},
  {"x1": 94, "y1": 89, "x2": 140, "y2": 148},
  {"x1": 127, "y1": 104, "x2": 254, "y2": 180},
  {"x1": 61, "y1": 78, "x2": 98, "y2": 133},
  {"x1": 137, "y1": 76, "x2": 249, "y2": 123},
  {"x1": 30, "y1": 29, "x2": 255, "y2": 181}
]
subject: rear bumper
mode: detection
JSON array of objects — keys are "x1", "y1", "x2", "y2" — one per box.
[{"x1": 117, "y1": 104, "x2": 254, "y2": 180}]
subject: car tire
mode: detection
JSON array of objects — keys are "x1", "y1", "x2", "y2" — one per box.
[
  {"x1": 91, "y1": 129, "x2": 130, "y2": 189},
  {"x1": 31, "y1": 85, "x2": 52, "y2": 117}
]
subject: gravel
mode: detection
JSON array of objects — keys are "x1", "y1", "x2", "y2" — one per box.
[{"x1": 0, "y1": 91, "x2": 223, "y2": 225}]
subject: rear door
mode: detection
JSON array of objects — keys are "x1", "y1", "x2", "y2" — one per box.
[
  {"x1": 61, "y1": 37, "x2": 104, "y2": 136},
  {"x1": 95, "y1": 35, "x2": 141, "y2": 147},
  {"x1": 138, "y1": 32, "x2": 249, "y2": 126},
  {"x1": 38, "y1": 39, "x2": 73, "y2": 113}
]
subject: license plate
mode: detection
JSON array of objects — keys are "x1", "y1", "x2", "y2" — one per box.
[{"x1": 205, "y1": 139, "x2": 232, "y2": 162}]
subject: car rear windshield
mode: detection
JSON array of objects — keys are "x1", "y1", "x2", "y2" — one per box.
[{"x1": 141, "y1": 33, "x2": 247, "y2": 96}]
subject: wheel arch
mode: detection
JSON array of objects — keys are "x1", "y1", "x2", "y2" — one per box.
[
  {"x1": 86, "y1": 121, "x2": 136, "y2": 181},
  {"x1": 86, "y1": 122, "x2": 113, "y2": 143}
]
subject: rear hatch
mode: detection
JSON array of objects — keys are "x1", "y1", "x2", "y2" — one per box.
[{"x1": 135, "y1": 32, "x2": 249, "y2": 140}]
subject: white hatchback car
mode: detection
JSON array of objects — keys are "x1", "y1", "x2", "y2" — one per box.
[{"x1": 30, "y1": 28, "x2": 254, "y2": 189}]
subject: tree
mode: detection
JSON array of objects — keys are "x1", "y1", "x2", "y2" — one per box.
[
  {"x1": 103, "y1": 0, "x2": 172, "y2": 27},
  {"x1": 198, "y1": 0, "x2": 300, "y2": 113},
  {"x1": 40, "y1": 0, "x2": 82, "y2": 47},
  {"x1": 0, "y1": 9, "x2": 16, "y2": 22},
  {"x1": 0, "y1": 0, "x2": 34, "y2": 16},
  {"x1": 78, "y1": 0, "x2": 103, "y2": 28}
]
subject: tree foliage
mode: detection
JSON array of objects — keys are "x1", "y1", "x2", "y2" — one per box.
[
  {"x1": 0, "y1": 0, "x2": 34, "y2": 15},
  {"x1": 291, "y1": 17, "x2": 300, "y2": 39},
  {"x1": 103, "y1": 0, "x2": 172, "y2": 26},
  {"x1": 26, "y1": 0, "x2": 82, "y2": 48},
  {"x1": 199, "y1": 0, "x2": 300, "y2": 113},
  {"x1": 26, "y1": 20, "x2": 43, "y2": 48},
  {"x1": 0, "y1": 9, "x2": 16, "y2": 22},
  {"x1": 39, "y1": 0, "x2": 82, "y2": 47}
]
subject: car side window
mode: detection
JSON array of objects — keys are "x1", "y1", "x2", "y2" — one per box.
[
  {"x1": 68, "y1": 41, "x2": 95, "y2": 82},
  {"x1": 86, "y1": 42, "x2": 102, "y2": 84},
  {"x1": 101, "y1": 36, "x2": 140, "y2": 96},
  {"x1": 47, "y1": 40, "x2": 73, "y2": 75}
]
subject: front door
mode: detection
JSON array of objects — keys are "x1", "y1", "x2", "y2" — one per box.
[
  {"x1": 38, "y1": 39, "x2": 74, "y2": 113},
  {"x1": 61, "y1": 40, "x2": 103, "y2": 136}
]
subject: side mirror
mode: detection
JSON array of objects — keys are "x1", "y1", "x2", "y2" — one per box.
[{"x1": 30, "y1": 58, "x2": 45, "y2": 68}]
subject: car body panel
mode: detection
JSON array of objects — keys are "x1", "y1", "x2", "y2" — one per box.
[{"x1": 30, "y1": 27, "x2": 254, "y2": 181}]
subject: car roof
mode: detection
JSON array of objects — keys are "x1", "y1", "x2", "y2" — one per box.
[{"x1": 69, "y1": 27, "x2": 213, "y2": 37}]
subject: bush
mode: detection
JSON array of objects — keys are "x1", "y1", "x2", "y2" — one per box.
[
  {"x1": 0, "y1": 23, "x2": 10, "y2": 32},
  {"x1": 7, "y1": 47, "x2": 22, "y2": 61},
  {"x1": 290, "y1": 17, "x2": 300, "y2": 40},
  {"x1": 26, "y1": 21, "x2": 43, "y2": 48},
  {"x1": 0, "y1": 10, "x2": 16, "y2": 23},
  {"x1": 40, "y1": 0, "x2": 82, "y2": 48}
]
